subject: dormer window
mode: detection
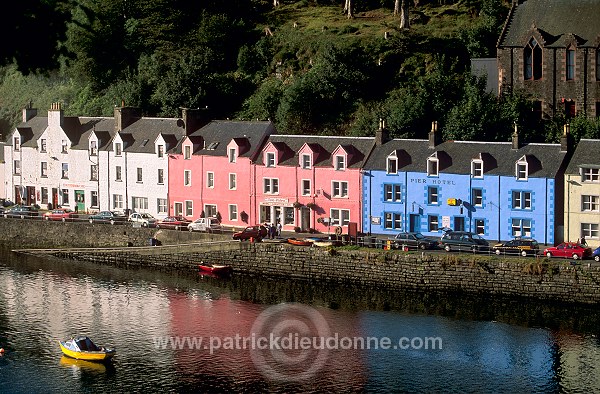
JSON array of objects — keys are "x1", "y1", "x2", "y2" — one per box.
[
  {"x1": 471, "y1": 159, "x2": 483, "y2": 178},
  {"x1": 427, "y1": 155, "x2": 439, "y2": 177},
  {"x1": 387, "y1": 153, "x2": 398, "y2": 174},
  {"x1": 115, "y1": 142, "x2": 122, "y2": 156},
  {"x1": 157, "y1": 145, "x2": 164, "y2": 158},
  {"x1": 229, "y1": 148, "x2": 237, "y2": 163},
  {"x1": 89, "y1": 140, "x2": 97, "y2": 156},
  {"x1": 335, "y1": 155, "x2": 345, "y2": 171},
  {"x1": 61, "y1": 140, "x2": 68, "y2": 153},
  {"x1": 184, "y1": 145, "x2": 191, "y2": 160},
  {"x1": 581, "y1": 167, "x2": 600, "y2": 183},
  {"x1": 13, "y1": 136, "x2": 20, "y2": 151},
  {"x1": 266, "y1": 152, "x2": 276, "y2": 167},
  {"x1": 516, "y1": 156, "x2": 528, "y2": 180},
  {"x1": 40, "y1": 139, "x2": 47, "y2": 152},
  {"x1": 301, "y1": 154, "x2": 311, "y2": 169}
]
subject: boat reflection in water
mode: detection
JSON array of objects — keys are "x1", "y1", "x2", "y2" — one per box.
[{"x1": 59, "y1": 356, "x2": 116, "y2": 375}]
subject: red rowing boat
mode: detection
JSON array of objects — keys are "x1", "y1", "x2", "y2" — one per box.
[
  {"x1": 198, "y1": 263, "x2": 233, "y2": 276},
  {"x1": 287, "y1": 238, "x2": 313, "y2": 246}
]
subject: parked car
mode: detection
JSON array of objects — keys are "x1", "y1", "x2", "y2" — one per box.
[
  {"x1": 44, "y1": 208, "x2": 77, "y2": 222},
  {"x1": 391, "y1": 232, "x2": 438, "y2": 250},
  {"x1": 543, "y1": 242, "x2": 592, "y2": 260},
  {"x1": 156, "y1": 216, "x2": 191, "y2": 230},
  {"x1": 439, "y1": 231, "x2": 489, "y2": 252},
  {"x1": 3, "y1": 205, "x2": 39, "y2": 219},
  {"x1": 492, "y1": 238, "x2": 540, "y2": 257},
  {"x1": 593, "y1": 246, "x2": 600, "y2": 262},
  {"x1": 233, "y1": 225, "x2": 268, "y2": 241},
  {"x1": 88, "y1": 211, "x2": 128, "y2": 225},
  {"x1": 128, "y1": 212, "x2": 157, "y2": 227},
  {"x1": 188, "y1": 217, "x2": 222, "y2": 233}
]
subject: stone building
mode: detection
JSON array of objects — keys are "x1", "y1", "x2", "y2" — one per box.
[{"x1": 497, "y1": 0, "x2": 600, "y2": 119}]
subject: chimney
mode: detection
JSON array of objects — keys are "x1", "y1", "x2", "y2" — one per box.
[
  {"x1": 181, "y1": 107, "x2": 211, "y2": 135},
  {"x1": 22, "y1": 100, "x2": 37, "y2": 122},
  {"x1": 561, "y1": 123, "x2": 570, "y2": 152},
  {"x1": 375, "y1": 118, "x2": 389, "y2": 146},
  {"x1": 511, "y1": 122, "x2": 519, "y2": 150},
  {"x1": 48, "y1": 102, "x2": 64, "y2": 127},
  {"x1": 428, "y1": 121, "x2": 440, "y2": 148},
  {"x1": 114, "y1": 103, "x2": 142, "y2": 132}
]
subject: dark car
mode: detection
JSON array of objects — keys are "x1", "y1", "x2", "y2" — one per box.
[
  {"x1": 593, "y1": 247, "x2": 600, "y2": 262},
  {"x1": 543, "y1": 242, "x2": 592, "y2": 260},
  {"x1": 392, "y1": 232, "x2": 438, "y2": 250},
  {"x1": 3, "y1": 205, "x2": 39, "y2": 219},
  {"x1": 88, "y1": 211, "x2": 127, "y2": 225},
  {"x1": 233, "y1": 225, "x2": 268, "y2": 241},
  {"x1": 492, "y1": 238, "x2": 539, "y2": 257},
  {"x1": 439, "y1": 231, "x2": 489, "y2": 252},
  {"x1": 156, "y1": 216, "x2": 191, "y2": 230}
]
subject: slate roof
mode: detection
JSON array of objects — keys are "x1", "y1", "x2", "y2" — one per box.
[
  {"x1": 113, "y1": 118, "x2": 186, "y2": 154},
  {"x1": 365, "y1": 139, "x2": 568, "y2": 178},
  {"x1": 499, "y1": 0, "x2": 600, "y2": 48},
  {"x1": 565, "y1": 139, "x2": 600, "y2": 174},
  {"x1": 255, "y1": 135, "x2": 375, "y2": 168},
  {"x1": 185, "y1": 120, "x2": 275, "y2": 160}
]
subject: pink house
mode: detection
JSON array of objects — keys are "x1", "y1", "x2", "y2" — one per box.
[
  {"x1": 169, "y1": 120, "x2": 274, "y2": 227},
  {"x1": 255, "y1": 135, "x2": 374, "y2": 234}
]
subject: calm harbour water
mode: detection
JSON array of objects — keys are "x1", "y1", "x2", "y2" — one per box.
[{"x1": 1, "y1": 248, "x2": 600, "y2": 393}]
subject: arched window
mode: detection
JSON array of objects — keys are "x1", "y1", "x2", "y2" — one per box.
[{"x1": 524, "y1": 38, "x2": 542, "y2": 80}]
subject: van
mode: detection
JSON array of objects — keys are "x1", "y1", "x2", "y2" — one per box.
[
  {"x1": 439, "y1": 231, "x2": 489, "y2": 252},
  {"x1": 187, "y1": 217, "x2": 222, "y2": 233}
]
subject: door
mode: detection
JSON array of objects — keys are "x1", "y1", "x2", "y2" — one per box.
[
  {"x1": 26, "y1": 186, "x2": 36, "y2": 205},
  {"x1": 454, "y1": 217, "x2": 465, "y2": 232},
  {"x1": 300, "y1": 207, "x2": 310, "y2": 231},
  {"x1": 409, "y1": 214, "x2": 420, "y2": 232},
  {"x1": 174, "y1": 202, "x2": 183, "y2": 216},
  {"x1": 75, "y1": 190, "x2": 85, "y2": 212},
  {"x1": 52, "y1": 188, "x2": 59, "y2": 208}
]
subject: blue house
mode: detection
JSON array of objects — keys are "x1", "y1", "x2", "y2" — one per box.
[{"x1": 362, "y1": 123, "x2": 569, "y2": 244}]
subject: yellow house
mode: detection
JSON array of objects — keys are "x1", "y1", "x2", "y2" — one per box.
[{"x1": 565, "y1": 139, "x2": 600, "y2": 248}]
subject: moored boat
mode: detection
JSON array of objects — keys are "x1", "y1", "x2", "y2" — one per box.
[
  {"x1": 198, "y1": 263, "x2": 233, "y2": 275},
  {"x1": 287, "y1": 238, "x2": 313, "y2": 246},
  {"x1": 59, "y1": 336, "x2": 116, "y2": 361}
]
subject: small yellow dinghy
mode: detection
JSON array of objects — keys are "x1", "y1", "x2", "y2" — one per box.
[{"x1": 59, "y1": 336, "x2": 116, "y2": 361}]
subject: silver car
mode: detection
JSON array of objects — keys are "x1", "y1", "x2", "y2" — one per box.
[{"x1": 128, "y1": 212, "x2": 157, "y2": 227}]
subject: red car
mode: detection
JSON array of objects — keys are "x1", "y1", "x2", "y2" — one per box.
[
  {"x1": 543, "y1": 242, "x2": 592, "y2": 260},
  {"x1": 233, "y1": 225, "x2": 268, "y2": 241},
  {"x1": 156, "y1": 216, "x2": 191, "y2": 230},
  {"x1": 44, "y1": 208, "x2": 78, "y2": 222}
]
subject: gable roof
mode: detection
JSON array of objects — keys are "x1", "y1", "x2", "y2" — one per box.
[
  {"x1": 109, "y1": 118, "x2": 186, "y2": 154},
  {"x1": 499, "y1": 0, "x2": 600, "y2": 48},
  {"x1": 565, "y1": 139, "x2": 600, "y2": 174},
  {"x1": 365, "y1": 139, "x2": 567, "y2": 178}
]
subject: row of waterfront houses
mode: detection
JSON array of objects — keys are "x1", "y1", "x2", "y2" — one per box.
[{"x1": 2, "y1": 103, "x2": 599, "y2": 247}]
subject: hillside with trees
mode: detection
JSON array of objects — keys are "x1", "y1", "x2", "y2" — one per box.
[{"x1": 0, "y1": 0, "x2": 598, "y2": 143}]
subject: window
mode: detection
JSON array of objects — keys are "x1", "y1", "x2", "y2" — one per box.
[
  {"x1": 41, "y1": 162, "x2": 48, "y2": 177},
  {"x1": 89, "y1": 140, "x2": 97, "y2": 156},
  {"x1": 157, "y1": 169, "x2": 164, "y2": 185},
  {"x1": 524, "y1": 37, "x2": 542, "y2": 80},
  {"x1": 302, "y1": 179, "x2": 311, "y2": 196},
  {"x1": 471, "y1": 160, "x2": 483, "y2": 178},
  {"x1": 515, "y1": 158, "x2": 528, "y2": 180},
  {"x1": 205, "y1": 204, "x2": 217, "y2": 218},
  {"x1": 184, "y1": 170, "x2": 191, "y2": 186},
  {"x1": 115, "y1": 142, "x2": 122, "y2": 156},
  {"x1": 332, "y1": 181, "x2": 348, "y2": 198},
  {"x1": 113, "y1": 194, "x2": 123, "y2": 209},
  {"x1": 428, "y1": 215, "x2": 439, "y2": 232},
  {"x1": 61, "y1": 140, "x2": 68, "y2": 153},
  {"x1": 157, "y1": 199, "x2": 167, "y2": 214},
  {"x1": 565, "y1": 100, "x2": 576, "y2": 119},
  {"x1": 512, "y1": 191, "x2": 532, "y2": 209},
  {"x1": 472, "y1": 188, "x2": 483, "y2": 207},
  {"x1": 427, "y1": 186, "x2": 438, "y2": 205},
  {"x1": 284, "y1": 207, "x2": 294, "y2": 225},
  {"x1": 132, "y1": 197, "x2": 148, "y2": 211},
  {"x1": 61, "y1": 163, "x2": 69, "y2": 179},
  {"x1": 335, "y1": 155, "x2": 345, "y2": 171},
  {"x1": 229, "y1": 173, "x2": 237, "y2": 190},
  {"x1": 137, "y1": 168, "x2": 143, "y2": 183},
  {"x1": 475, "y1": 219, "x2": 485, "y2": 235},
  {"x1": 387, "y1": 156, "x2": 398, "y2": 174},
  {"x1": 566, "y1": 48, "x2": 575, "y2": 81},
  {"x1": 582, "y1": 167, "x2": 600, "y2": 182},
  {"x1": 13, "y1": 136, "x2": 20, "y2": 151},
  {"x1": 115, "y1": 166, "x2": 122, "y2": 181},
  {"x1": 229, "y1": 204, "x2": 238, "y2": 221},
  {"x1": 157, "y1": 145, "x2": 164, "y2": 158},
  {"x1": 40, "y1": 139, "x2": 47, "y2": 152},
  {"x1": 266, "y1": 152, "x2": 275, "y2": 167},
  {"x1": 207, "y1": 172, "x2": 214, "y2": 188},
  {"x1": 384, "y1": 212, "x2": 402, "y2": 229},
  {"x1": 185, "y1": 200, "x2": 193, "y2": 217},
  {"x1": 427, "y1": 157, "x2": 439, "y2": 176},
  {"x1": 330, "y1": 209, "x2": 350, "y2": 226},
  {"x1": 90, "y1": 165, "x2": 98, "y2": 181},
  {"x1": 301, "y1": 154, "x2": 311, "y2": 169},
  {"x1": 264, "y1": 178, "x2": 279, "y2": 194},
  {"x1": 62, "y1": 189, "x2": 69, "y2": 205},
  {"x1": 91, "y1": 191, "x2": 98, "y2": 207},
  {"x1": 384, "y1": 184, "x2": 401, "y2": 202},
  {"x1": 13, "y1": 160, "x2": 20, "y2": 175},
  {"x1": 581, "y1": 223, "x2": 599, "y2": 239},
  {"x1": 511, "y1": 218, "x2": 532, "y2": 237},
  {"x1": 229, "y1": 148, "x2": 237, "y2": 163},
  {"x1": 582, "y1": 195, "x2": 600, "y2": 212},
  {"x1": 41, "y1": 188, "x2": 48, "y2": 204},
  {"x1": 184, "y1": 145, "x2": 191, "y2": 160}
]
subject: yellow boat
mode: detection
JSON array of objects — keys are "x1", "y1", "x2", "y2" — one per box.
[{"x1": 59, "y1": 336, "x2": 116, "y2": 361}]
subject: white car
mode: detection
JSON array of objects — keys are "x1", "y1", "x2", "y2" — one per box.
[
  {"x1": 187, "y1": 217, "x2": 222, "y2": 233},
  {"x1": 128, "y1": 212, "x2": 157, "y2": 227}
]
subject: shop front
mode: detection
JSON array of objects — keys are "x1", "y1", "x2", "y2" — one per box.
[{"x1": 259, "y1": 197, "x2": 295, "y2": 228}]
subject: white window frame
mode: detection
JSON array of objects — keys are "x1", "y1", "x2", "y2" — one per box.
[
  {"x1": 512, "y1": 191, "x2": 532, "y2": 209},
  {"x1": 61, "y1": 140, "x2": 68, "y2": 153},
  {"x1": 330, "y1": 208, "x2": 350, "y2": 226},
  {"x1": 516, "y1": 156, "x2": 528, "y2": 180},
  {"x1": 265, "y1": 152, "x2": 276, "y2": 167},
  {"x1": 427, "y1": 186, "x2": 438, "y2": 205},
  {"x1": 157, "y1": 198, "x2": 167, "y2": 214},
  {"x1": 13, "y1": 160, "x2": 20, "y2": 175},
  {"x1": 115, "y1": 142, "x2": 122, "y2": 156},
  {"x1": 184, "y1": 145, "x2": 191, "y2": 160},
  {"x1": 185, "y1": 200, "x2": 193, "y2": 217},
  {"x1": 428, "y1": 215, "x2": 439, "y2": 231},
  {"x1": 229, "y1": 204, "x2": 238, "y2": 221},
  {"x1": 335, "y1": 155, "x2": 346, "y2": 171},
  {"x1": 511, "y1": 218, "x2": 532, "y2": 237},
  {"x1": 229, "y1": 173, "x2": 237, "y2": 190},
  {"x1": 582, "y1": 167, "x2": 600, "y2": 182},
  {"x1": 427, "y1": 157, "x2": 439, "y2": 177},
  {"x1": 41, "y1": 162, "x2": 48, "y2": 177},
  {"x1": 132, "y1": 196, "x2": 149, "y2": 211},
  {"x1": 384, "y1": 184, "x2": 401, "y2": 202},
  {"x1": 113, "y1": 194, "x2": 123, "y2": 209},
  {"x1": 40, "y1": 139, "x2": 47, "y2": 152},
  {"x1": 90, "y1": 164, "x2": 98, "y2": 181},
  {"x1": 263, "y1": 178, "x2": 279, "y2": 194},
  {"x1": 472, "y1": 188, "x2": 483, "y2": 207},
  {"x1": 229, "y1": 147, "x2": 237, "y2": 163},
  {"x1": 137, "y1": 167, "x2": 143, "y2": 183},
  {"x1": 89, "y1": 140, "x2": 97, "y2": 156},
  {"x1": 157, "y1": 168, "x2": 164, "y2": 185},
  {"x1": 475, "y1": 219, "x2": 485, "y2": 235},
  {"x1": 581, "y1": 223, "x2": 599, "y2": 239},
  {"x1": 157, "y1": 145, "x2": 164, "y2": 158},
  {"x1": 207, "y1": 172, "x2": 214, "y2": 188},
  {"x1": 301, "y1": 154, "x2": 311, "y2": 169},
  {"x1": 115, "y1": 166, "x2": 122, "y2": 181},
  {"x1": 582, "y1": 195, "x2": 600, "y2": 212},
  {"x1": 13, "y1": 136, "x2": 20, "y2": 151},
  {"x1": 91, "y1": 191, "x2": 98, "y2": 208},
  {"x1": 471, "y1": 159, "x2": 483, "y2": 178},
  {"x1": 184, "y1": 170, "x2": 192, "y2": 187},
  {"x1": 204, "y1": 204, "x2": 217, "y2": 218},
  {"x1": 61, "y1": 163, "x2": 69, "y2": 179},
  {"x1": 332, "y1": 181, "x2": 348, "y2": 198},
  {"x1": 302, "y1": 179, "x2": 311, "y2": 196},
  {"x1": 387, "y1": 155, "x2": 398, "y2": 174}
]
